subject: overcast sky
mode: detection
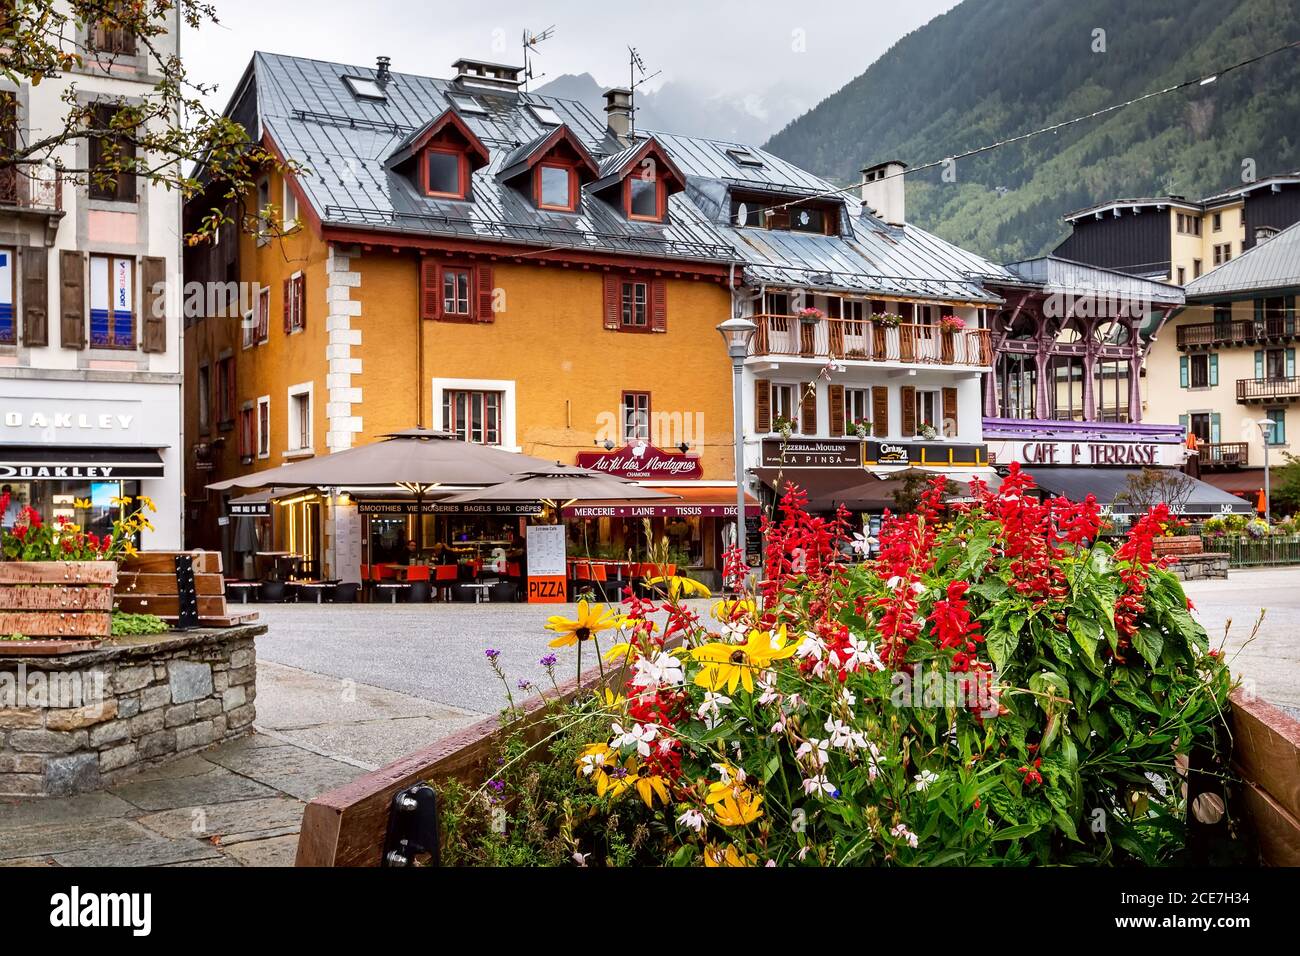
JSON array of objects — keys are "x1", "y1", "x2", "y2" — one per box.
[{"x1": 184, "y1": 0, "x2": 960, "y2": 116}]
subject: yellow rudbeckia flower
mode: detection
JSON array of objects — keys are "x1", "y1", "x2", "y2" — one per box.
[
  {"x1": 73, "y1": 498, "x2": 92, "y2": 510},
  {"x1": 645, "y1": 575, "x2": 711, "y2": 599},
  {"x1": 545, "y1": 600, "x2": 619, "y2": 648},
  {"x1": 691, "y1": 624, "x2": 798, "y2": 694},
  {"x1": 712, "y1": 598, "x2": 756, "y2": 623},
  {"x1": 706, "y1": 780, "x2": 764, "y2": 827},
  {"x1": 593, "y1": 686, "x2": 625, "y2": 709},
  {"x1": 138, "y1": 495, "x2": 158, "y2": 513},
  {"x1": 703, "y1": 843, "x2": 758, "y2": 867}
]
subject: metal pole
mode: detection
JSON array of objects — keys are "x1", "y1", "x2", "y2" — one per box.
[
  {"x1": 1263, "y1": 434, "x2": 1271, "y2": 526},
  {"x1": 732, "y1": 353, "x2": 746, "y2": 569}
]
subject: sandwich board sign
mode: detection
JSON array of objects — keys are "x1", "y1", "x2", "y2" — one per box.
[{"x1": 526, "y1": 524, "x2": 567, "y2": 603}]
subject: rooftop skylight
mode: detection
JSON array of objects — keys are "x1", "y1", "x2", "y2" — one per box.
[
  {"x1": 343, "y1": 75, "x2": 387, "y2": 101},
  {"x1": 529, "y1": 104, "x2": 562, "y2": 126},
  {"x1": 448, "y1": 92, "x2": 487, "y2": 115},
  {"x1": 726, "y1": 147, "x2": 765, "y2": 169}
]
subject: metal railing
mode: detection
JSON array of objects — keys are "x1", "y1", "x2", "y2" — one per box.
[
  {"x1": 1197, "y1": 442, "x2": 1249, "y2": 467},
  {"x1": 751, "y1": 314, "x2": 993, "y2": 367},
  {"x1": 1178, "y1": 318, "x2": 1298, "y2": 349},
  {"x1": 1236, "y1": 377, "x2": 1300, "y2": 403},
  {"x1": 1214, "y1": 535, "x2": 1300, "y2": 568},
  {"x1": 0, "y1": 162, "x2": 62, "y2": 212}
]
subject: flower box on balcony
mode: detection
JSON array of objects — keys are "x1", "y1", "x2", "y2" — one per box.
[{"x1": 0, "y1": 561, "x2": 117, "y2": 653}]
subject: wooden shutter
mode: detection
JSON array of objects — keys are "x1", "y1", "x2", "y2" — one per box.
[
  {"x1": 1211, "y1": 413, "x2": 1222, "y2": 444},
  {"x1": 942, "y1": 387, "x2": 958, "y2": 438},
  {"x1": 1179, "y1": 355, "x2": 1189, "y2": 388},
  {"x1": 1288, "y1": 348, "x2": 1296, "y2": 378},
  {"x1": 900, "y1": 385, "x2": 916, "y2": 437},
  {"x1": 871, "y1": 386, "x2": 889, "y2": 437},
  {"x1": 754, "y1": 379, "x2": 771, "y2": 433},
  {"x1": 295, "y1": 273, "x2": 306, "y2": 331},
  {"x1": 59, "y1": 250, "x2": 84, "y2": 349},
  {"x1": 475, "y1": 263, "x2": 494, "y2": 322},
  {"x1": 603, "y1": 274, "x2": 621, "y2": 330},
  {"x1": 800, "y1": 382, "x2": 816, "y2": 434},
  {"x1": 420, "y1": 258, "x2": 440, "y2": 320},
  {"x1": 21, "y1": 247, "x2": 48, "y2": 347},
  {"x1": 282, "y1": 277, "x2": 292, "y2": 333},
  {"x1": 1209, "y1": 354, "x2": 1219, "y2": 386},
  {"x1": 828, "y1": 384, "x2": 845, "y2": 437},
  {"x1": 141, "y1": 256, "x2": 167, "y2": 352},
  {"x1": 650, "y1": 277, "x2": 667, "y2": 332}
]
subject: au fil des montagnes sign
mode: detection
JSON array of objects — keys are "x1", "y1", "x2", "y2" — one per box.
[{"x1": 575, "y1": 443, "x2": 702, "y2": 480}]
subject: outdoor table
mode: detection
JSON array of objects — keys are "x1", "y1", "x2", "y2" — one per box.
[
  {"x1": 227, "y1": 582, "x2": 258, "y2": 604},
  {"x1": 462, "y1": 582, "x2": 494, "y2": 604},
  {"x1": 298, "y1": 582, "x2": 335, "y2": 604}
]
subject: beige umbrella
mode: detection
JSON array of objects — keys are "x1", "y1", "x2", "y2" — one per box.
[{"x1": 440, "y1": 464, "x2": 679, "y2": 507}]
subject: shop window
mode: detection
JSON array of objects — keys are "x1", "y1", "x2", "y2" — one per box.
[
  {"x1": 622, "y1": 392, "x2": 651, "y2": 442},
  {"x1": 0, "y1": 246, "x2": 14, "y2": 345},
  {"x1": 88, "y1": 253, "x2": 135, "y2": 349},
  {"x1": 443, "y1": 389, "x2": 502, "y2": 445},
  {"x1": 88, "y1": 104, "x2": 135, "y2": 202},
  {"x1": 256, "y1": 395, "x2": 270, "y2": 459}
]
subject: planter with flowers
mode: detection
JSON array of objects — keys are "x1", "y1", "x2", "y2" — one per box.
[
  {"x1": 773, "y1": 415, "x2": 796, "y2": 441},
  {"x1": 916, "y1": 421, "x2": 940, "y2": 440},
  {"x1": 0, "y1": 491, "x2": 156, "y2": 653},
  {"x1": 872, "y1": 312, "x2": 904, "y2": 361},
  {"x1": 851, "y1": 418, "x2": 872, "y2": 439}
]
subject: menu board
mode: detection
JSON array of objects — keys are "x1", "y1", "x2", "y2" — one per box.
[
  {"x1": 525, "y1": 524, "x2": 567, "y2": 603},
  {"x1": 334, "y1": 501, "x2": 363, "y2": 584}
]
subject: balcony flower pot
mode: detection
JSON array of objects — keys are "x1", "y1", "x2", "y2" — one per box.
[{"x1": 0, "y1": 561, "x2": 116, "y2": 653}]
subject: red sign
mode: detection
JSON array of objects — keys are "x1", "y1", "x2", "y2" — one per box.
[
  {"x1": 575, "y1": 442, "x2": 702, "y2": 480},
  {"x1": 526, "y1": 575, "x2": 567, "y2": 603}
]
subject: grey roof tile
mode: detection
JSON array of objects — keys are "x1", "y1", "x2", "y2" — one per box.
[{"x1": 1185, "y1": 222, "x2": 1300, "y2": 298}]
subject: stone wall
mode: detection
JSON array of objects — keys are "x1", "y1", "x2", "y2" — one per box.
[
  {"x1": 1169, "y1": 552, "x2": 1230, "y2": 581},
  {"x1": 0, "y1": 625, "x2": 265, "y2": 796}
]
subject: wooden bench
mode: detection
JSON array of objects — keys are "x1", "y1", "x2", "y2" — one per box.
[{"x1": 115, "y1": 551, "x2": 258, "y2": 627}]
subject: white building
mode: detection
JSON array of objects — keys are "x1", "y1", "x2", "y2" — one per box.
[{"x1": 0, "y1": 5, "x2": 183, "y2": 546}]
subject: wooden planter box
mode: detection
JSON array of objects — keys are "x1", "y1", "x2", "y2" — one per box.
[
  {"x1": 0, "y1": 561, "x2": 117, "y2": 653},
  {"x1": 1153, "y1": 535, "x2": 1204, "y2": 558}
]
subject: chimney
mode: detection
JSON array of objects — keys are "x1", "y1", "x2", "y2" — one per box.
[
  {"x1": 861, "y1": 159, "x2": 908, "y2": 226},
  {"x1": 451, "y1": 58, "x2": 524, "y2": 92},
  {"x1": 375, "y1": 56, "x2": 391, "y2": 88},
  {"x1": 603, "y1": 87, "x2": 633, "y2": 143}
]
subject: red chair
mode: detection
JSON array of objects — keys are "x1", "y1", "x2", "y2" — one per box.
[
  {"x1": 405, "y1": 565, "x2": 431, "y2": 582},
  {"x1": 434, "y1": 564, "x2": 458, "y2": 601},
  {"x1": 506, "y1": 561, "x2": 522, "y2": 579}
]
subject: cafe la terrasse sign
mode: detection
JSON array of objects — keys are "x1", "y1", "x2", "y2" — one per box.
[
  {"x1": 990, "y1": 440, "x2": 1168, "y2": 467},
  {"x1": 575, "y1": 443, "x2": 702, "y2": 480}
]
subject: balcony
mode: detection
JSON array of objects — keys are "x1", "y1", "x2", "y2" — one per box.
[
  {"x1": 751, "y1": 315, "x2": 993, "y2": 368},
  {"x1": 1177, "y1": 318, "x2": 1297, "y2": 350},
  {"x1": 0, "y1": 163, "x2": 64, "y2": 243},
  {"x1": 1197, "y1": 442, "x2": 1248, "y2": 468},
  {"x1": 1237, "y1": 377, "x2": 1300, "y2": 403}
]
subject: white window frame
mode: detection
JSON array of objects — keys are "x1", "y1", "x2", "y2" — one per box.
[
  {"x1": 286, "y1": 271, "x2": 305, "y2": 334},
  {"x1": 845, "y1": 387, "x2": 870, "y2": 431},
  {"x1": 429, "y1": 377, "x2": 518, "y2": 451},
  {"x1": 242, "y1": 308, "x2": 254, "y2": 350},
  {"x1": 286, "y1": 381, "x2": 314, "y2": 457},
  {"x1": 282, "y1": 179, "x2": 299, "y2": 230},
  {"x1": 915, "y1": 388, "x2": 941, "y2": 436},
  {"x1": 771, "y1": 383, "x2": 798, "y2": 432},
  {"x1": 256, "y1": 394, "x2": 271, "y2": 459}
]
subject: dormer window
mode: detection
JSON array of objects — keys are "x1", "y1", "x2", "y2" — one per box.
[
  {"x1": 423, "y1": 147, "x2": 467, "y2": 199},
  {"x1": 537, "y1": 163, "x2": 577, "y2": 212},
  {"x1": 626, "y1": 175, "x2": 663, "y2": 222}
]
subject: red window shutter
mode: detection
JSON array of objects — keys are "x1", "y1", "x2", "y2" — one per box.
[
  {"x1": 282, "y1": 278, "x2": 291, "y2": 333},
  {"x1": 650, "y1": 277, "x2": 667, "y2": 332},
  {"x1": 754, "y1": 379, "x2": 771, "y2": 433},
  {"x1": 295, "y1": 273, "x2": 306, "y2": 331},
  {"x1": 603, "y1": 274, "x2": 621, "y2": 330},
  {"x1": 475, "y1": 264, "x2": 495, "y2": 322},
  {"x1": 420, "y1": 258, "x2": 440, "y2": 320}
]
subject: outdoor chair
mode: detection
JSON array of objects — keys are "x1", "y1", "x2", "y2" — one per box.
[
  {"x1": 372, "y1": 565, "x2": 406, "y2": 604},
  {"x1": 434, "y1": 564, "x2": 459, "y2": 601},
  {"x1": 405, "y1": 565, "x2": 432, "y2": 603},
  {"x1": 333, "y1": 582, "x2": 360, "y2": 603},
  {"x1": 258, "y1": 580, "x2": 286, "y2": 603}
]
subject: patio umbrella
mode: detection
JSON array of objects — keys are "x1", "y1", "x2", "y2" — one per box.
[
  {"x1": 206, "y1": 429, "x2": 561, "y2": 492},
  {"x1": 440, "y1": 464, "x2": 679, "y2": 507}
]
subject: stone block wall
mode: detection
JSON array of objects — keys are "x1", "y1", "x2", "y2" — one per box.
[
  {"x1": 1169, "y1": 553, "x2": 1230, "y2": 581},
  {"x1": 0, "y1": 625, "x2": 264, "y2": 796}
]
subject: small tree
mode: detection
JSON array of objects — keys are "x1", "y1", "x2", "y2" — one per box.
[
  {"x1": 1270, "y1": 453, "x2": 1300, "y2": 516},
  {"x1": 1, "y1": 1, "x2": 287, "y2": 243},
  {"x1": 1115, "y1": 467, "x2": 1198, "y2": 526}
]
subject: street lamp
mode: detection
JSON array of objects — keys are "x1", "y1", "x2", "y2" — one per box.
[
  {"x1": 717, "y1": 317, "x2": 758, "y2": 576},
  {"x1": 1256, "y1": 418, "x2": 1276, "y2": 524}
]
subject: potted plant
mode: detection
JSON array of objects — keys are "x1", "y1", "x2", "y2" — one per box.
[
  {"x1": 939, "y1": 314, "x2": 966, "y2": 334},
  {"x1": 917, "y1": 422, "x2": 939, "y2": 440},
  {"x1": 797, "y1": 306, "x2": 824, "y2": 325},
  {"x1": 873, "y1": 311, "x2": 902, "y2": 328},
  {"x1": 773, "y1": 415, "x2": 795, "y2": 441},
  {"x1": 0, "y1": 492, "x2": 156, "y2": 650},
  {"x1": 851, "y1": 418, "x2": 872, "y2": 439}
]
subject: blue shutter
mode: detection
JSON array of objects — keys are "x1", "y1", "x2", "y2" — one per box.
[
  {"x1": 1211, "y1": 413, "x2": 1221, "y2": 443},
  {"x1": 1180, "y1": 355, "x2": 1189, "y2": 388},
  {"x1": 1287, "y1": 348, "x2": 1296, "y2": 378},
  {"x1": 1209, "y1": 353, "x2": 1219, "y2": 386},
  {"x1": 1277, "y1": 413, "x2": 1288, "y2": 445},
  {"x1": 1178, "y1": 413, "x2": 1189, "y2": 436},
  {"x1": 1255, "y1": 350, "x2": 1264, "y2": 380}
]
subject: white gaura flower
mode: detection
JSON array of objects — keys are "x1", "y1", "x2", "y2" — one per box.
[
  {"x1": 802, "y1": 773, "x2": 838, "y2": 797},
  {"x1": 886, "y1": 575, "x2": 904, "y2": 590},
  {"x1": 840, "y1": 687, "x2": 857, "y2": 707},
  {"x1": 788, "y1": 694, "x2": 804, "y2": 710},
  {"x1": 850, "y1": 530, "x2": 872, "y2": 555},
  {"x1": 696, "y1": 691, "x2": 732, "y2": 720},
  {"x1": 798, "y1": 845, "x2": 812, "y2": 861},
  {"x1": 913, "y1": 770, "x2": 939, "y2": 791},
  {"x1": 756, "y1": 675, "x2": 781, "y2": 706},
  {"x1": 632, "y1": 651, "x2": 684, "y2": 690},
  {"x1": 677, "y1": 808, "x2": 705, "y2": 832},
  {"x1": 771, "y1": 719, "x2": 786, "y2": 733},
  {"x1": 796, "y1": 737, "x2": 830, "y2": 767},
  {"x1": 891, "y1": 823, "x2": 919, "y2": 848},
  {"x1": 578, "y1": 750, "x2": 607, "y2": 777},
  {"x1": 824, "y1": 717, "x2": 868, "y2": 753},
  {"x1": 573, "y1": 851, "x2": 590, "y2": 866},
  {"x1": 711, "y1": 762, "x2": 747, "y2": 785},
  {"x1": 611, "y1": 722, "x2": 656, "y2": 757},
  {"x1": 795, "y1": 632, "x2": 826, "y2": 662},
  {"x1": 844, "y1": 637, "x2": 883, "y2": 673}
]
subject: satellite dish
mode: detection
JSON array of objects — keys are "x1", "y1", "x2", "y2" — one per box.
[
  {"x1": 736, "y1": 202, "x2": 748, "y2": 226},
  {"x1": 798, "y1": 210, "x2": 811, "y2": 226}
]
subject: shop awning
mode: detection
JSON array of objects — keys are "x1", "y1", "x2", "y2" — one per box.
[
  {"x1": 755, "y1": 468, "x2": 904, "y2": 513},
  {"x1": 0, "y1": 445, "x2": 164, "y2": 481},
  {"x1": 561, "y1": 485, "x2": 760, "y2": 518},
  {"x1": 1029, "y1": 467, "x2": 1254, "y2": 515}
]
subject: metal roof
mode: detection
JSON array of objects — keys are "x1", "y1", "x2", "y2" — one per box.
[
  {"x1": 241, "y1": 51, "x2": 1008, "y2": 299},
  {"x1": 1003, "y1": 256, "x2": 1186, "y2": 306},
  {"x1": 1184, "y1": 221, "x2": 1300, "y2": 299}
]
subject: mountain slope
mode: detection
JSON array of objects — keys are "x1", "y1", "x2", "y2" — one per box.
[{"x1": 763, "y1": 0, "x2": 1300, "y2": 262}]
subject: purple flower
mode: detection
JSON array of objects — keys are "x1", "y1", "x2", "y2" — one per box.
[
  {"x1": 488, "y1": 779, "x2": 505, "y2": 793},
  {"x1": 539, "y1": 653, "x2": 558, "y2": 668},
  {"x1": 516, "y1": 679, "x2": 533, "y2": 691},
  {"x1": 484, "y1": 648, "x2": 500, "y2": 661}
]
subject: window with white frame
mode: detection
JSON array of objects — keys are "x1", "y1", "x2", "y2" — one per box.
[
  {"x1": 771, "y1": 383, "x2": 798, "y2": 431},
  {"x1": 89, "y1": 254, "x2": 135, "y2": 349},
  {"x1": 443, "y1": 389, "x2": 502, "y2": 445},
  {"x1": 282, "y1": 179, "x2": 299, "y2": 230},
  {"x1": 845, "y1": 387, "x2": 870, "y2": 432},
  {"x1": 622, "y1": 391, "x2": 651, "y2": 442},
  {"x1": 242, "y1": 308, "x2": 255, "y2": 349},
  {"x1": 256, "y1": 395, "x2": 270, "y2": 458},
  {"x1": 915, "y1": 389, "x2": 940, "y2": 434},
  {"x1": 287, "y1": 383, "x2": 312, "y2": 453}
]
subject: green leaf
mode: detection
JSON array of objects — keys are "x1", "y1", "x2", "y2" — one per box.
[
  {"x1": 986, "y1": 626, "x2": 1019, "y2": 670},
  {"x1": 1110, "y1": 704, "x2": 1135, "y2": 739},
  {"x1": 1131, "y1": 625, "x2": 1164, "y2": 667},
  {"x1": 992, "y1": 823, "x2": 1041, "y2": 841}
]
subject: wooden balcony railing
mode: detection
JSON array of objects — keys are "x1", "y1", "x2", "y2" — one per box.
[
  {"x1": 1237, "y1": 377, "x2": 1300, "y2": 403},
  {"x1": 1178, "y1": 318, "x2": 1298, "y2": 350},
  {"x1": 1197, "y1": 442, "x2": 1248, "y2": 468},
  {"x1": 751, "y1": 315, "x2": 993, "y2": 367}
]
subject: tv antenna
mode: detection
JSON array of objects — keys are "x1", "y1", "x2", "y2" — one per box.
[
  {"x1": 521, "y1": 25, "x2": 555, "y2": 92},
  {"x1": 628, "y1": 46, "x2": 661, "y2": 137}
]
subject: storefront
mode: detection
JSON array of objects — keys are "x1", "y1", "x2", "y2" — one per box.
[
  {"x1": 0, "y1": 387, "x2": 180, "y2": 546},
  {"x1": 352, "y1": 496, "x2": 542, "y2": 569}
]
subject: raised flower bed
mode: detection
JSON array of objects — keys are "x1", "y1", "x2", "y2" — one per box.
[{"x1": 298, "y1": 465, "x2": 1295, "y2": 867}]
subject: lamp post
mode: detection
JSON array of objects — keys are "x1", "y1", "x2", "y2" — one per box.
[
  {"x1": 716, "y1": 317, "x2": 758, "y2": 575},
  {"x1": 1257, "y1": 418, "x2": 1276, "y2": 524}
]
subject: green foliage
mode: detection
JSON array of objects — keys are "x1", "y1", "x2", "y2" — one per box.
[
  {"x1": 110, "y1": 612, "x2": 169, "y2": 637},
  {"x1": 763, "y1": 0, "x2": 1300, "y2": 261}
]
